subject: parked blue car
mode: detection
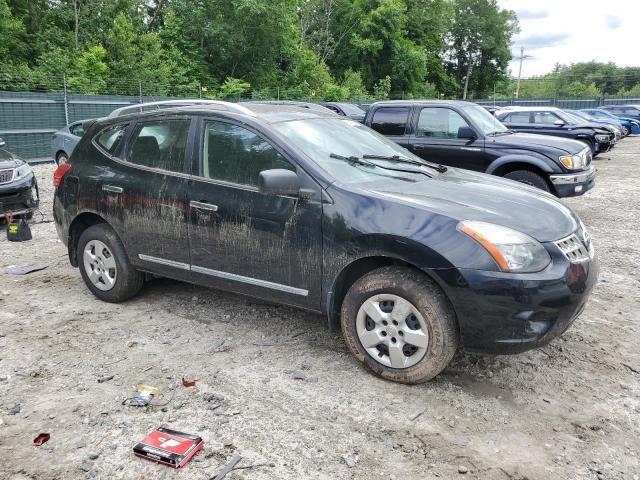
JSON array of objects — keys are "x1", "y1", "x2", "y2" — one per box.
[
  {"x1": 51, "y1": 120, "x2": 91, "y2": 165},
  {"x1": 580, "y1": 108, "x2": 640, "y2": 135},
  {"x1": 569, "y1": 110, "x2": 626, "y2": 138}
]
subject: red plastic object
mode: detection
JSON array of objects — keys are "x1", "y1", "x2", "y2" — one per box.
[
  {"x1": 53, "y1": 162, "x2": 72, "y2": 188},
  {"x1": 5, "y1": 212, "x2": 13, "y2": 224},
  {"x1": 182, "y1": 378, "x2": 196, "y2": 387},
  {"x1": 33, "y1": 433, "x2": 50, "y2": 446}
]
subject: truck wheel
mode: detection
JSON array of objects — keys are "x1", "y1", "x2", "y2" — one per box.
[
  {"x1": 504, "y1": 170, "x2": 550, "y2": 192},
  {"x1": 77, "y1": 223, "x2": 144, "y2": 302},
  {"x1": 340, "y1": 266, "x2": 458, "y2": 384}
]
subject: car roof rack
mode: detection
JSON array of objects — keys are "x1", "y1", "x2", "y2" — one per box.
[{"x1": 107, "y1": 99, "x2": 256, "y2": 118}]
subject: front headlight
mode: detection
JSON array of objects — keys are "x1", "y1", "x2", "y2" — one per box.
[
  {"x1": 595, "y1": 134, "x2": 609, "y2": 142},
  {"x1": 458, "y1": 221, "x2": 551, "y2": 273},
  {"x1": 559, "y1": 153, "x2": 585, "y2": 169},
  {"x1": 13, "y1": 163, "x2": 33, "y2": 179}
]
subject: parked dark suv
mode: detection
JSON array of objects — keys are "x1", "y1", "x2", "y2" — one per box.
[
  {"x1": 495, "y1": 107, "x2": 615, "y2": 155},
  {"x1": 0, "y1": 138, "x2": 39, "y2": 220},
  {"x1": 53, "y1": 101, "x2": 598, "y2": 384},
  {"x1": 364, "y1": 100, "x2": 595, "y2": 197}
]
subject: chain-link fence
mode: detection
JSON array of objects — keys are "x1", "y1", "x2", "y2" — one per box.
[{"x1": 1, "y1": 72, "x2": 639, "y2": 160}]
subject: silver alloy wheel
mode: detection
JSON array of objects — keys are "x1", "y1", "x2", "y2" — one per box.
[
  {"x1": 57, "y1": 153, "x2": 68, "y2": 165},
  {"x1": 83, "y1": 240, "x2": 117, "y2": 291},
  {"x1": 356, "y1": 293, "x2": 429, "y2": 369}
]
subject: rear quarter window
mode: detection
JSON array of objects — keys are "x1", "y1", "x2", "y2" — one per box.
[{"x1": 370, "y1": 107, "x2": 409, "y2": 135}]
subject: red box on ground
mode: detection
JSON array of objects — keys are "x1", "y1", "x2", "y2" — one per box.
[{"x1": 133, "y1": 426, "x2": 204, "y2": 468}]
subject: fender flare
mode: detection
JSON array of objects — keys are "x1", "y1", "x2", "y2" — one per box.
[{"x1": 485, "y1": 154, "x2": 559, "y2": 175}]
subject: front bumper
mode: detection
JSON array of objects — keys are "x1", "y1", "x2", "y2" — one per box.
[
  {"x1": 549, "y1": 165, "x2": 596, "y2": 197},
  {"x1": 0, "y1": 174, "x2": 39, "y2": 218},
  {"x1": 436, "y1": 246, "x2": 599, "y2": 354}
]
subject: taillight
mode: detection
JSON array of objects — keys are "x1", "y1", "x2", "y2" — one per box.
[{"x1": 53, "y1": 162, "x2": 72, "y2": 188}]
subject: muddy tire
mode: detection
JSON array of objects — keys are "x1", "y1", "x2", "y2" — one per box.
[
  {"x1": 504, "y1": 170, "x2": 550, "y2": 192},
  {"x1": 77, "y1": 223, "x2": 144, "y2": 302},
  {"x1": 340, "y1": 266, "x2": 458, "y2": 384}
]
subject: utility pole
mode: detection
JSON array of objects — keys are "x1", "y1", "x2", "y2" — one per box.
[{"x1": 514, "y1": 47, "x2": 533, "y2": 99}]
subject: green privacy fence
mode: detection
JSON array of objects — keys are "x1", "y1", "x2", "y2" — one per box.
[{"x1": 2, "y1": 89, "x2": 639, "y2": 160}]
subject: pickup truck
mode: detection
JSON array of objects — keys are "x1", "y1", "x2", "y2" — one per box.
[{"x1": 363, "y1": 100, "x2": 595, "y2": 197}]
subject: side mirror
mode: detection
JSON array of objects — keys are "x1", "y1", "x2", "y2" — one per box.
[
  {"x1": 458, "y1": 126, "x2": 477, "y2": 140},
  {"x1": 553, "y1": 119, "x2": 565, "y2": 126},
  {"x1": 0, "y1": 138, "x2": 5, "y2": 147},
  {"x1": 258, "y1": 169, "x2": 301, "y2": 196}
]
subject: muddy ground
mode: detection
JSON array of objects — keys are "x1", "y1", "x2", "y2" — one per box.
[{"x1": 1, "y1": 138, "x2": 639, "y2": 480}]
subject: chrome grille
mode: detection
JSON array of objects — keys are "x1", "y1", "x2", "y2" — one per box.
[
  {"x1": 555, "y1": 232, "x2": 593, "y2": 263},
  {"x1": 0, "y1": 169, "x2": 13, "y2": 184}
]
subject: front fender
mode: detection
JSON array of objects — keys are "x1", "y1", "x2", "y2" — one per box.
[{"x1": 486, "y1": 154, "x2": 560, "y2": 175}]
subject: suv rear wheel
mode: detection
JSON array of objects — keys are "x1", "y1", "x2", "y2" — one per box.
[
  {"x1": 504, "y1": 170, "x2": 550, "y2": 192},
  {"x1": 77, "y1": 223, "x2": 144, "y2": 302},
  {"x1": 340, "y1": 266, "x2": 458, "y2": 384}
]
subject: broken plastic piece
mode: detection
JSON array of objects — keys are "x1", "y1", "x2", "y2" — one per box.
[
  {"x1": 123, "y1": 385, "x2": 158, "y2": 407},
  {"x1": 182, "y1": 378, "x2": 196, "y2": 387},
  {"x1": 6, "y1": 264, "x2": 48, "y2": 275},
  {"x1": 33, "y1": 433, "x2": 50, "y2": 446}
]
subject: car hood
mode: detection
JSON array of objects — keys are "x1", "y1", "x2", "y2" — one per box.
[
  {"x1": 568, "y1": 122, "x2": 608, "y2": 131},
  {"x1": 366, "y1": 168, "x2": 578, "y2": 243},
  {"x1": 0, "y1": 148, "x2": 22, "y2": 169},
  {"x1": 490, "y1": 132, "x2": 585, "y2": 154}
]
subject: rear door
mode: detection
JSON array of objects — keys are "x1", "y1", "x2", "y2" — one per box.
[
  {"x1": 94, "y1": 116, "x2": 195, "y2": 278},
  {"x1": 408, "y1": 106, "x2": 485, "y2": 171},
  {"x1": 186, "y1": 117, "x2": 323, "y2": 309},
  {"x1": 499, "y1": 110, "x2": 533, "y2": 132},
  {"x1": 368, "y1": 106, "x2": 411, "y2": 148}
]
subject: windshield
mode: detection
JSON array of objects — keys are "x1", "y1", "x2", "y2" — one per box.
[
  {"x1": 572, "y1": 110, "x2": 594, "y2": 121},
  {"x1": 557, "y1": 110, "x2": 586, "y2": 124},
  {"x1": 458, "y1": 103, "x2": 507, "y2": 135},
  {"x1": 274, "y1": 118, "x2": 429, "y2": 184}
]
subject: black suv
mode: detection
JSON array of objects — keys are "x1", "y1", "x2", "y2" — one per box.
[
  {"x1": 495, "y1": 107, "x2": 615, "y2": 156},
  {"x1": 364, "y1": 101, "x2": 595, "y2": 197},
  {"x1": 53, "y1": 101, "x2": 598, "y2": 384}
]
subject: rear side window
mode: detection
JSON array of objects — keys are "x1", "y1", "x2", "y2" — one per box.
[
  {"x1": 201, "y1": 120, "x2": 294, "y2": 186},
  {"x1": 126, "y1": 119, "x2": 190, "y2": 172},
  {"x1": 370, "y1": 107, "x2": 409, "y2": 135},
  {"x1": 95, "y1": 124, "x2": 127, "y2": 155},
  {"x1": 504, "y1": 111, "x2": 531, "y2": 123},
  {"x1": 624, "y1": 107, "x2": 640, "y2": 115}
]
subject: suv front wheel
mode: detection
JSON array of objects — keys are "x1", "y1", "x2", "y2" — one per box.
[
  {"x1": 77, "y1": 223, "x2": 144, "y2": 302},
  {"x1": 341, "y1": 266, "x2": 458, "y2": 384}
]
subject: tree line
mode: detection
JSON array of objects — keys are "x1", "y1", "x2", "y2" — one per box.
[{"x1": 0, "y1": 0, "x2": 519, "y2": 100}]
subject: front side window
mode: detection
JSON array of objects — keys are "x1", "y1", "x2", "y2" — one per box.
[
  {"x1": 417, "y1": 108, "x2": 470, "y2": 138},
  {"x1": 533, "y1": 111, "x2": 561, "y2": 125},
  {"x1": 95, "y1": 124, "x2": 127, "y2": 154},
  {"x1": 126, "y1": 118, "x2": 190, "y2": 172},
  {"x1": 370, "y1": 107, "x2": 409, "y2": 136},
  {"x1": 505, "y1": 111, "x2": 531, "y2": 123},
  {"x1": 201, "y1": 120, "x2": 294, "y2": 186}
]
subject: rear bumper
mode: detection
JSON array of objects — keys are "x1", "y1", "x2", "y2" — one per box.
[
  {"x1": 435, "y1": 248, "x2": 599, "y2": 354},
  {"x1": 549, "y1": 165, "x2": 596, "y2": 197}
]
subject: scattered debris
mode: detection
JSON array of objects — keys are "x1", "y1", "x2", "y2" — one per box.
[
  {"x1": 622, "y1": 363, "x2": 639, "y2": 374},
  {"x1": 33, "y1": 433, "x2": 50, "y2": 446},
  {"x1": 7, "y1": 403, "x2": 21, "y2": 415},
  {"x1": 458, "y1": 465, "x2": 469, "y2": 474},
  {"x1": 6, "y1": 264, "x2": 48, "y2": 275},
  {"x1": 134, "y1": 427, "x2": 204, "y2": 468},
  {"x1": 97, "y1": 375, "x2": 114, "y2": 383},
  {"x1": 341, "y1": 453, "x2": 359, "y2": 468},
  {"x1": 182, "y1": 377, "x2": 197, "y2": 388},
  {"x1": 411, "y1": 409, "x2": 427, "y2": 421},
  {"x1": 104, "y1": 356, "x2": 127, "y2": 366},
  {"x1": 123, "y1": 385, "x2": 158, "y2": 407},
  {"x1": 210, "y1": 454, "x2": 243, "y2": 480}
]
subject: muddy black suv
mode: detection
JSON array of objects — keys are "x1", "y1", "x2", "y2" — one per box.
[
  {"x1": 53, "y1": 101, "x2": 598, "y2": 384},
  {"x1": 364, "y1": 100, "x2": 596, "y2": 197}
]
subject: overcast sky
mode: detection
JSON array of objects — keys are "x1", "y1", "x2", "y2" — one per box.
[{"x1": 498, "y1": 0, "x2": 640, "y2": 77}]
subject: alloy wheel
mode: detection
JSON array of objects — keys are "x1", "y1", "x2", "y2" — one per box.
[
  {"x1": 83, "y1": 240, "x2": 117, "y2": 291},
  {"x1": 356, "y1": 293, "x2": 429, "y2": 369}
]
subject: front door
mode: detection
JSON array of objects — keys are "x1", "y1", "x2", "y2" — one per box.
[
  {"x1": 408, "y1": 107, "x2": 485, "y2": 171},
  {"x1": 187, "y1": 118, "x2": 323, "y2": 309}
]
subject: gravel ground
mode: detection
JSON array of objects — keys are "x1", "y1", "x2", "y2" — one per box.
[{"x1": 1, "y1": 138, "x2": 639, "y2": 480}]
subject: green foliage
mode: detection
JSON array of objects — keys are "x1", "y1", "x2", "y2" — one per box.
[
  {"x1": 217, "y1": 77, "x2": 251, "y2": 99},
  {"x1": 68, "y1": 45, "x2": 109, "y2": 94},
  {"x1": 373, "y1": 76, "x2": 392, "y2": 99}
]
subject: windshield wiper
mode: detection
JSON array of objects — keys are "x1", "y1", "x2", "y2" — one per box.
[
  {"x1": 330, "y1": 153, "x2": 433, "y2": 177},
  {"x1": 362, "y1": 154, "x2": 448, "y2": 173},
  {"x1": 487, "y1": 130, "x2": 512, "y2": 136}
]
